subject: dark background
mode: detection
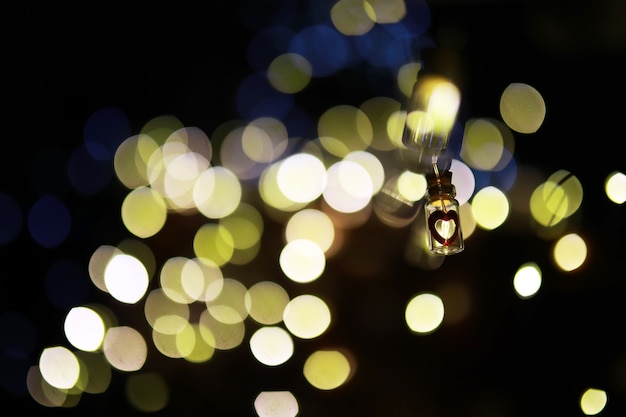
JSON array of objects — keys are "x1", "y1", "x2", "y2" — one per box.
[{"x1": 2, "y1": 1, "x2": 626, "y2": 416}]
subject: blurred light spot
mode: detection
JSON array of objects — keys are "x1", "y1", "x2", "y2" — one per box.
[
  {"x1": 116, "y1": 240, "x2": 155, "y2": 283},
  {"x1": 213, "y1": 244, "x2": 250, "y2": 272},
  {"x1": 199, "y1": 309, "x2": 245, "y2": 350},
  {"x1": 499, "y1": 82, "x2": 546, "y2": 134},
  {"x1": 103, "y1": 326, "x2": 147, "y2": 372},
  {"x1": 460, "y1": 118, "x2": 515, "y2": 171},
  {"x1": 405, "y1": 292, "x2": 444, "y2": 334},
  {"x1": 344, "y1": 150, "x2": 385, "y2": 194},
  {"x1": 83, "y1": 106, "x2": 131, "y2": 161},
  {"x1": 193, "y1": 166, "x2": 242, "y2": 219},
  {"x1": 254, "y1": 391, "x2": 299, "y2": 417},
  {"x1": 530, "y1": 170, "x2": 583, "y2": 227},
  {"x1": 126, "y1": 372, "x2": 169, "y2": 412},
  {"x1": 220, "y1": 125, "x2": 268, "y2": 181},
  {"x1": 267, "y1": 52, "x2": 312, "y2": 94},
  {"x1": 39, "y1": 346, "x2": 79, "y2": 389},
  {"x1": 285, "y1": 208, "x2": 335, "y2": 253},
  {"x1": 471, "y1": 186, "x2": 509, "y2": 230},
  {"x1": 183, "y1": 323, "x2": 216, "y2": 364},
  {"x1": 397, "y1": 61, "x2": 422, "y2": 99},
  {"x1": 125, "y1": 246, "x2": 160, "y2": 277},
  {"x1": 0, "y1": 192, "x2": 22, "y2": 244},
  {"x1": 206, "y1": 278, "x2": 249, "y2": 324},
  {"x1": 245, "y1": 281, "x2": 290, "y2": 325},
  {"x1": 404, "y1": 293, "x2": 444, "y2": 334},
  {"x1": 104, "y1": 254, "x2": 149, "y2": 304},
  {"x1": 188, "y1": 257, "x2": 224, "y2": 302},
  {"x1": 360, "y1": 96, "x2": 402, "y2": 151},
  {"x1": 245, "y1": 117, "x2": 290, "y2": 162},
  {"x1": 140, "y1": 115, "x2": 185, "y2": 146},
  {"x1": 283, "y1": 294, "x2": 331, "y2": 339},
  {"x1": 513, "y1": 262, "x2": 542, "y2": 299},
  {"x1": 259, "y1": 160, "x2": 310, "y2": 214},
  {"x1": 67, "y1": 144, "x2": 113, "y2": 195},
  {"x1": 459, "y1": 203, "x2": 476, "y2": 239},
  {"x1": 279, "y1": 239, "x2": 326, "y2": 283},
  {"x1": 330, "y1": 0, "x2": 375, "y2": 36},
  {"x1": 370, "y1": 0, "x2": 407, "y2": 22},
  {"x1": 45, "y1": 258, "x2": 89, "y2": 310},
  {"x1": 154, "y1": 142, "x2": 210, "y2": 213},
  {"x1": 160, "y1": 256, "x2": 200, "y2": 304},
  {"x1": 553, "y1": 233, "x2": 587, "y2": 272},
  {"x1": 277, "y1": 153, "x2": 327, "y2": 204},
  {"x1": 219, "y1": 118, "x2": 289, "y2": 183},
  {"x1": 27, "y1": 195, "x2": 71, "y2": 249},
  {"x1": 114, "y1": 133, "x2": 159, "y2": 189},
  {"x1": 450, "y1": 159, "x2": 475, "y2": 205},
  {"x1": 169, "y1": 257, "x2": 210, "y2": 303},
  {"x1": 152, "y1": 320, "x2": 194, "y2": 359},
  {"x1": 303, "y1": 350, "x2": 351, "y2": 390},
  {"x1": 318, "y1": 105, "x2": 373, "y2": 157},
  {"x1": 167, "y1": 125, "x2": 213, "y2": 159},
  {"x1": 249, "y1": 326, "x2": 294, "y2": 366},
  {"x1": 388, "y1": 109, "x2": 407, "y2": 147},
  {"x1": 144, "y1": 288, "x2": 190, "y2": 335},
  {"x1": 74, "y1": 351, "x2": 111, "y2": 394},
  {"x1": 323, "y1": 160, "x2": 373, "y2": 213},
  {"x1": 193, "y1": 223, "x2": 234, "y2": 267},
  {"x1": 605, "y1": 171, "x2": 626, "y2": 204},
  {"x1": 367, "y1": 0, "x2": 407, "y2": 24},
  {"x1": 64, "y1": 307, "x2": 105, "y2": 352},
  {"x1": 173, "y1": 322, "x2": 198, "y2": 359},
  {"x1": 396, "y1": 170, "x2": 427, "y2": 202},
  {"x1": 26, "y1": 365, "x2": 66, "y2": 407},
  {"x1": 223, "y1": 203, "x2": 265, "y2": 248},
  {"x1": 580, "y1": 387, "x2": 607, "y2": 415},
  {"x1": 88, "y1": 245, "x2": 121, "y2": 293},
  {"x1": 121, "y1": 186, "x2": 167, "y2": 238}
]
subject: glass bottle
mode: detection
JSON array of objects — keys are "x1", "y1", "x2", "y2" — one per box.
[{"x1": 424, "y1": 170, "x2": 464, "y2": 255}]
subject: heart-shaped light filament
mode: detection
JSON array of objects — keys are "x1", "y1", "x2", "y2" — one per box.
[
  {"x1": 435, "y1": 217, "x2": 456, "y2": 239},
  {"x1": 427, "y1": 210, "x2": 459, "y2": 246}
]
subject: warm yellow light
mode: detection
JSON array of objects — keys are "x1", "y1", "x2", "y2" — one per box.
[
  {"x1": 499, "y1": 82, "x2": 546, "y2": 134},
  {"x1": 580, "y1": 387, "x2": 607, "y2": 415},
  {"x1": 303, "y1": 350, "x2": 351, "y2": 390},
  {"x1": 553, "y1": 233, "x2": 587, "y2": 272},
  {"x1": 513, "y1": 262, "x2": 542, "y2": 299},
  {"x1": 605, "y1": 171, "x2": 626, "y2": 204},
  {"x1": 471, "y1": 186, "x2": 510, "y2": 230},
  {"x1": 405, "y1": 292, "x2": 445, "y2": 334}
]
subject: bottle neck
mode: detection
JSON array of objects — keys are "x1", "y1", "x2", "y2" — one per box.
[{"x1": 425, "y1": 171, "x2": 456, "y2": 198}]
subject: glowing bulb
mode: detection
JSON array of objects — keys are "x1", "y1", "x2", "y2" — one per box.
[{"x1": 401, "y1": 74, "x2": 461, "y2": 174}]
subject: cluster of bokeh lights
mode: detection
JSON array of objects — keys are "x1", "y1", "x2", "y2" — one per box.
[
  {"x1": 22, "y1": 80, "x2": 623, "y2": 415},
  {"x1": 2, "y1": 0, "x2": 626, "y2": 415}
]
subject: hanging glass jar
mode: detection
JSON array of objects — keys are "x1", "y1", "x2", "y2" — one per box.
[{"x1": 424, "y1": 170, "x2": 464, "y2": 255}]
